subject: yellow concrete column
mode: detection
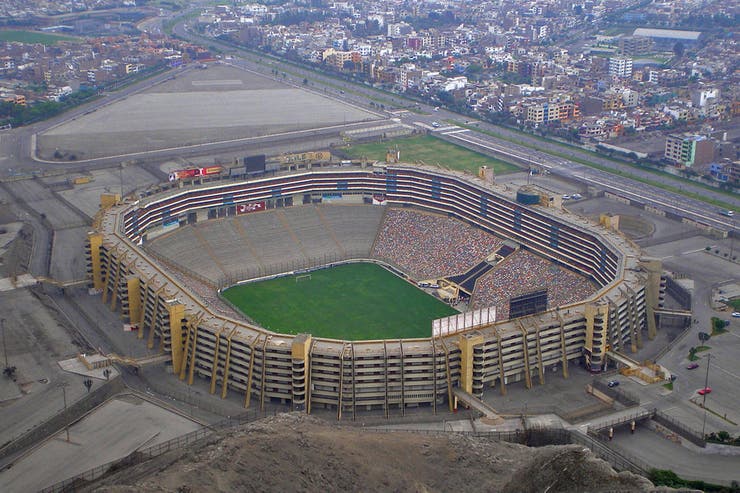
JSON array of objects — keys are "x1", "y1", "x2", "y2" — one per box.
[
  {"x1": 291, "y1": 334, "x2": 312, "y2": 412},
  {"x1": 640, "y1": 258, "x2": 662, "y2": 340},
  {"x1": 458, "y1": 333, "x2": 484, "y2": 395},
  {"x1": 86, "y1": 232, "x2": 104, "y2": 291},
  {"x1": 585, "y1": 302, "x2": 609, "y2": 369},
  {"x1": 125, "y1": 275, "x2": 141, "y2": 324},
  {"x1": 167, "y1": 303, "x2": 186, "y2": 375}
]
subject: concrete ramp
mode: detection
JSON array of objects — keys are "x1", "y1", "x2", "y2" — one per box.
[{"x1": 452, "y1": 388, "x2": 504, "y2": 424}]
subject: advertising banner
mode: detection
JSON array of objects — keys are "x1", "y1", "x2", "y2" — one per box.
[{"x1": 237, "y1": 201, "x2": 266, "y2": 214}]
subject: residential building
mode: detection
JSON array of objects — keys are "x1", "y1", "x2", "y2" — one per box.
[
  {"x1": 664, "y1": 133, "x2": 714, "y2": 168},
  {"x1": 609, "y1": 57, "x2": 632, "y2": 78}
]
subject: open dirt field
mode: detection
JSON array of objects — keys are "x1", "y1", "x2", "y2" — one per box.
[
  {"x1": 87, "y1": 413, "x2": 660, "y2": 493},
  {"x1": 0, "y1": 395, "x2": 201, "y2": 492},
  {"x1": 37, "y1": 64, "x2": 382, "y2": 160}
]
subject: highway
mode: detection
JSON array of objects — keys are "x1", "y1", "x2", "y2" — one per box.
[
  {"x1": 0, "y1": 19, "x2": 736, "y2": 235},
  {"x1": 429, "y1": 126, "x2": 738, "y2": 232},
  {"x1": 171, "y1": 20, "x2": 738, "y2": 233}
]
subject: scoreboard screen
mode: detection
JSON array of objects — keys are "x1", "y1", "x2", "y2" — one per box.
[
  {"x1": 509, "y1": 289, "x2": 548, "y2": 319},
  {"x1": 244, "y1": 154, "x2": 266, "y2": 173}
]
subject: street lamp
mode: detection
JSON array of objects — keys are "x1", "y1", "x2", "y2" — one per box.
[
  {"x1": 701, "y1": 353, "x2": 711, "y2": 439},
  {"x1": 60, "y1": 383, "x2": 70, "y2": 442}
]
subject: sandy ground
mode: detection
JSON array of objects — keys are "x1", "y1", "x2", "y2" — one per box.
[
  {"x1": 0, "y1": 395, "x2": 200, "y2": 493},
  {"x1": 89, "y1": 413, "x2": 660, "y2": 493},
  {"x1": 37, "y1": 64, "x2": 381, "y2": 160}
]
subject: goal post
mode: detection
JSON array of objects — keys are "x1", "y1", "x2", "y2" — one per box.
[{"x1": 295, "y1": 274, "x2": 312, "y2": 283}]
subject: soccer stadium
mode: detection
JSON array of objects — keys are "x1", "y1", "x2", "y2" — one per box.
[{"x1": 86, "y1": 164, "x2": 663, "y2": 417}]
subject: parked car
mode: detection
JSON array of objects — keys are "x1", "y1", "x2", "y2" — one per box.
[
  {"x1": 607, "y1": 380, "x2": 620, "y2": 388},
  {"x1": 562, "y1": 194, "x2": 571, "y2": 200},
  {"x1": 697, "y1": 387, "x2": 712, "y2": 395},
  {"x1": 732, "y1": 312, "x2": 740, "y2": 318},
  {"x1": 687, "y1": 362, "x2": 699, "y2": 370}
]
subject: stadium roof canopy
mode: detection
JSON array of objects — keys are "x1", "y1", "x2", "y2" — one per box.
[{"x1": 632, "y1": 28, "x2": 701, "y2": 41}]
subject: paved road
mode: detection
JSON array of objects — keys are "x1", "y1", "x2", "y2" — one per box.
[
  {"x1": 428, "y1": 127, "x2": 738, "y2": 232},
  {"x1": 1, "y1": 20, "x2": 736, "y2": 235},
  {"x1": 172, "y1": 21, "x2": 738, "y2": 234},
  {"x1": 612, "y1": 426, "x2": 739, "y2": 485}
]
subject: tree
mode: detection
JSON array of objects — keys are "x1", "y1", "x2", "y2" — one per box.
[{"x1": 673, "y1": 42, "x2": 685, "y2": 59}]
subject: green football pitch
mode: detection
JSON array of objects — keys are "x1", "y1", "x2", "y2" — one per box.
[{"x1": 221, "y1": 262, "x2": 457, "y2": 340}]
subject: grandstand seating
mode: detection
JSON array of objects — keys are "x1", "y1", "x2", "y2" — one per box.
[
  {"x1": 372, "y1": 208, "x2": 504, "y2": 280},
  {"x1": 473, "y1": 249, "x2": 597, "y2": 319},
  {"x1": 146, "y1": 205, "x2": 596, "y2": 317},
  {"x1": 146, "y1": 227, "x2": 224, "y2": 282},
  {"x1": 316, "y1": 205, "x2": 384, "y2": 256},
  {"x1": 146, "y1": 205, "x2": 386, "y2": 284}
]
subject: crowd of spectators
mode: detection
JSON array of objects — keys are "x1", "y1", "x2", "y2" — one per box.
[
  {"x1": 472, "y1": 249, "x2": 597, "y2": 319},
  {"x1": 372, "y1": 208, "x2": 503, "y2": 279}
]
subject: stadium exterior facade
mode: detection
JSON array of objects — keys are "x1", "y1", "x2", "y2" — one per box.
[{"x1": 87, "y1": 165, "x2": 662, "y2": 417}]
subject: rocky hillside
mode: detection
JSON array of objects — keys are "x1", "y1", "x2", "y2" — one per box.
[{"x1": 91, "y1": 413, "x2": 677, "y2": 493}]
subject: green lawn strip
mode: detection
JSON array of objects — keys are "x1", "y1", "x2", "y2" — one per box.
[
  {"x1": 221, "y1": 263, "x2": 456, "y2": 340},
  {"x1": 730, "y1": 299, "x2": 740, "y2": 310},
  {"x1": 649, "y1": 469, "x2": 732, "y2": 491},
  {"x1": 343, "y1": 135, "x2": 518, "y2": 175},
  {"x1": 452, "y1": 121, "x2": 738, "y2": 210},
  {"x1": 176, "y1": 23, "x2": 736, "y2": 208},
  {"x1": 0, "y1": 30, "x2": 78, "y2": 45}
]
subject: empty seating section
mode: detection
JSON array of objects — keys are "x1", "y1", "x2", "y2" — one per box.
[
  {"x1": 372, "y1": 208, "x2": 503, "y2": 279},
  {"x1": 146, "y1": 205, "x2": 385, "y2": 285},
  {"x1": 281, "y1": 205, "x2": 343, "y2": 259},
  {"x1": 237, "y1": 212, "x2": 305, "y2": 269},
  {"x1": 473, "y1": 249, "x2": 597, "y2": 319},
  {"x1": 317, "y1": 205, "x2": 384, "y2": 256},
  {"x1": 194, "y1": 219, "x2": 260, "y2": 274},
  {"x1": 146, "y1": 227, "x2": 224, "y2": 281},
  {"x1": 146, "y1": 205, "x2": 596, "y2": 322}
]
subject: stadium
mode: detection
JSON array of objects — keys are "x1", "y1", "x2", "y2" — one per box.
[{"x1": 86, "y1": 163, "x2": 663, "y2": 418}]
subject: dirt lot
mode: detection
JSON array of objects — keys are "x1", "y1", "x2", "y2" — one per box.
[
  {"x1": 37, "y1": 64, "x2": 381, "y2": 160},
  {"x1": 89, "y1": 413, "x2": 663, "y2": 493}
]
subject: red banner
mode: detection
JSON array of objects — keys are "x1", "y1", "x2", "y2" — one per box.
[
  {"x1": 237, "y1": 201, "x2": 265, "y2": 214},
  {"x1": 168, "y1": 166, "x2": 223, "y2": 181}
]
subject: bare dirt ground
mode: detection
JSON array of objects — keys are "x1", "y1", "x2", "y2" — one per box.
[
  {"x1": 89, "y1": 413, "x2": 669, "y2": 493},
  {"x1": 37, "y1": 64, "x2": 381, "y2": 160}
]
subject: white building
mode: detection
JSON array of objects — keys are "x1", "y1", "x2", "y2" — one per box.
[
  {"x1": 609, "y1": 57, "x2": 633, "y2": 78},
  {"x1": 443, "y1": 76, "x2": 467, "y2": 92}
]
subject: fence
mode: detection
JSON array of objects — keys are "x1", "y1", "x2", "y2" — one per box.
[
  {"x1": 362, "y1": 425, "x2": 571, "y2": 446},
  {"x1": 362, "y1": 426, "x2": 648, "y2": 476},
  {"x1": 591, "y1": 379, "x2": 640, "y2": 408},
  {"x1": 650, "y1": 322, "x2": 693, "y2": 363},
  {"x1": 569, "y1": 429, "x2": 650, "y2": 476},
  {"x1": 586, "y1": 408, "x2": 654, "y2": 433},
  {"x1": 664, "y1": 276, "x2": 692, "y2": 311},
  {"x1": 215, "y1": 249, "x2": 379, "y2": 289},
  {"x1": 40, "y1": 412, "x2": 654, "y2": 492},
  {"x1": 653, "y1": 410, "x2": 706, "y2": 448},
  {"x1": 38, "y1": 409, "x2": 272, "y2": 493},
  {"x1": 0, "y1": 377, "x2": 126, "y2": 467}
]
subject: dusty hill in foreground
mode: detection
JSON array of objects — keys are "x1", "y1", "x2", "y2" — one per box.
[{"x1": 91, "y1": 413, "x2": 678, "y2": 493}]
